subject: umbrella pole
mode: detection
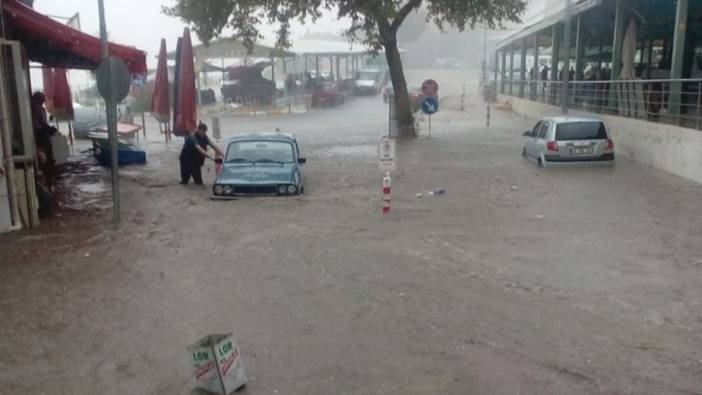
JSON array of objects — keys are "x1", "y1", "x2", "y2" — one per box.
[
  {"x1": 141, "y1": 112, "x2": 146, "y2": 140},
  {"x1": 68, "y1": 121, "x2": 74, "y2": 147}
]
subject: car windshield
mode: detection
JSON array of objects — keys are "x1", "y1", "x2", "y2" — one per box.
[
  {"x1": 555, "y1": 122, "x2": 607, "y2": 141},
  {"x1": 357, "y1": 71, "x2": 378, "y2": 80},
  {"x1": 226, "y1": 141, "x2": 295, "y2": 163}
]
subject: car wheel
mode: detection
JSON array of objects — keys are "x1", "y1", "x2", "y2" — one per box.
[
  {"x1": 522, "y1": 147, "x2": 527, "y2": 158},
  {"x1": 538, "y1": 157, "x2": 545, "y2": 168}
]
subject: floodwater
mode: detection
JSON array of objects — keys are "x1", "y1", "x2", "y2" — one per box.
[{"x1": 1, "y1": 69, "x2": 701, "y2": 394}]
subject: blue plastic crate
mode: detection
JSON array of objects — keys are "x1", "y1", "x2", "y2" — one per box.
[{"x1": 95, "y1": 146, "x2": 147, "y2": 167}]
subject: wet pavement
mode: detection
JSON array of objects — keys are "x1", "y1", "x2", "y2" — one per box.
[{"x1": 1, "y1": 69, "x2": 702, "y2": 394}]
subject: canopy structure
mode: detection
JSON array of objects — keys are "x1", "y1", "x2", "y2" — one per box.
[
  {"x1": 2, "y1": 0, "x2": 147, "y2": 74},
  {"x1": 166, "y1": 37, "x2": 397, "y2": 61},
  {"x1": 167, "y1": 38, "x2": 293, "y2": 61},
  {"x1": 496, "y1": 0, "x2": 603, "y2": 50},
  {"x1": 286, "y1": 39, "x2": 369, "y2": 57}
]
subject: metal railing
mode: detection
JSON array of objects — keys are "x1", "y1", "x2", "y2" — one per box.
[{"x1": 499, "y1": 78, "x2": 702, "y2": 130}]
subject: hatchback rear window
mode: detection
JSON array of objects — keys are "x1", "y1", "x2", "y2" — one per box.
[{"x1": 556, "y1": 122, "x2": 607, "y2": 141}]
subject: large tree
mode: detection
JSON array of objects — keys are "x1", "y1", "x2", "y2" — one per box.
[{"x1": 164, "y1": 0, "x2": 526, "y2": 136}]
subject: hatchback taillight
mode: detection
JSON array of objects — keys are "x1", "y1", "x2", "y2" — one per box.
[
  {"x1": 546, "y1": 141, "x2": 559, "y2": 152},
  {"x1": 606, "y1": 139, "x2": 614, "y2": 150}
]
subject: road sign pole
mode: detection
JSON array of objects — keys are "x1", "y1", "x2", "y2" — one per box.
[
  {"x1": 487, "y1": 104, "x2": 491, "y2": 127},
  {"x1": 561, "y1": 0, "x2": 574, "y2": 115},
  {"x1": 98, "y1": 0, "x2": 120, "y2": 226},
  {"x1": 428, "y1": 114, "x2": 431, "y2": 138}
]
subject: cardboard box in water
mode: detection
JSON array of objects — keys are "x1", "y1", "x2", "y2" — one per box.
[{"x1": 189, "y1": 334, "x2": 246, "y2": 395}]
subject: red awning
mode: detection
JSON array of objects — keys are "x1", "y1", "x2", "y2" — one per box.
[{"x1": 2, "y1": 0, "x2": 147, "y2": 74}]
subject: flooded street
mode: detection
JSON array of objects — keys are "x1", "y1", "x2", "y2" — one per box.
[{"x1": 1, "y1": 70, "x2": 702, "y2": 394}]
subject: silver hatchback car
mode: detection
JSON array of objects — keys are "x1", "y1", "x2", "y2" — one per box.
[{"x1": 522, "y1": 116, "x2": 615, "y2": 167}]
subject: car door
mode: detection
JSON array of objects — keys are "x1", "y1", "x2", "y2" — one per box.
[{"x1": 525, "y1": 121, "x2": 543, "y2": 158}]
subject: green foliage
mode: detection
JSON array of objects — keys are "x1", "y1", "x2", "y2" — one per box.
[{"x1": 163, "y1": 0, "x2": 527, "y2": 54}]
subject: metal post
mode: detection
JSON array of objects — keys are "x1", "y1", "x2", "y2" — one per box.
[
  {"x1": 315, "y1": 55, "x2": 320, "y2": 83},
  {"x1": 482, "y1": 27, "x2": 488, "y2": 87},
  {"x1": 328, "y1": 57, "x2": 333, "y2": 80},
  {"x1": 574, "y1": 15, "x2": 583, "y2": 81},
  {"x1": 696, "y1": 82, "x2": 701, "y2": 130},
  {"x1": 196, "y1": 68, "x2": 202, "y2": 109},
  {"x1": 487, "y1": 105, "x2": 490, "y2": 127},
  {"x1": 221, "y1": 56, "x2": 225, "y2": 81},
  {"x1": 551, "y1": 24, "x2": 560, "y2": 105},
  {"x1": 611, "y1": 0, "x2": 626, "y2": 81},
  {"x1": 533, "y1": 34, "x2": 540, "y2": 99},
  {"x1": 609, "y1": 0, "x2": 626, "y2": 110},
  {"x1": 560, "y1": 0, "x2": 574, "y2": 115},
  {"x1": 336, "y1": 57, "x2": 341, "y2": 83},
  {"x1": 0, "y1": 60, "x2": 20, "y2": 228},
  {"x1": 500, "y1": 50, "x2": 507, "y2": 94},
  {"x1": 519, "y1": 38, "x2": 527, "y2": 98},
  {"x1": 270, "y1": 57, "x2": 276, "y2": 108},
  {"x1": 428, "y1": 115, "x2": 431, "y2": 138},
  {"x1": 645, "y1": 38, "x2": 653, "y2": 79},
  {"x1": 98, "y1": 0, "x2": 120, "y2": 226},
  {"x1": 141, "y1": 112, "x2": 146, "y2": 139},
  {"x1": 509, "y1": 47, "x2": 515, "y2": 95},
  {"x1": 67, "y1": 121, "x2": 74, "y2": 146},
  {"x1": 494, "y1": 50, "x2": 499, "y2": 86},
  {"x1": 670, "y1": 0, "x2": 689, "y2": 118},
  {"x1": 461, "y1": 84, "x2": 465, "y2": 111}
]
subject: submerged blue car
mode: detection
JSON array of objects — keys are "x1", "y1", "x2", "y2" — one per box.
[{"x1": 212, "y1": 132, "x2": 306, "y2": 199}]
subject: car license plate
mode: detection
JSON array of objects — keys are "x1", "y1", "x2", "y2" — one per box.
[{"x1": 572, "y1": 147, "x2": 594, "y2": 155}]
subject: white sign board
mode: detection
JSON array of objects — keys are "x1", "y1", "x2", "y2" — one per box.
[
  {"x1": 378, "y1": 138, "x2": 396, "y2": 171},
  {"x1": 189, "y1": 334, "x2": 246, "y2": 395}
]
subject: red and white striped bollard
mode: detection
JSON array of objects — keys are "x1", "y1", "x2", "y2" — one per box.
[{"x1": 382, "y1": 171, "x2": 392, "y2": 214}]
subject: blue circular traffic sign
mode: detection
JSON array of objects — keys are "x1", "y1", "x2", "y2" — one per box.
[{"x1": 421, "y1": 97, "x2": 439, "y2": 115}]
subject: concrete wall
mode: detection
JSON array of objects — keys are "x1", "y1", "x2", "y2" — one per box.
[{"x1": 499, "y1": 94, "x2": 702, "y2": 184}]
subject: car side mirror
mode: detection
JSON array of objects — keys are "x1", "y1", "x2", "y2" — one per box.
[
  {"x1": 298, "y1": 158, "x2": 307, "y2": 164},
  {"x1": 523, "y1": 131, "x2": 532, "y2": 137}
]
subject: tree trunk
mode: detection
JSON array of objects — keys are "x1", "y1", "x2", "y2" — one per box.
[{"x1": 383, "y1": 35, "x2": 415, "y2": 137}]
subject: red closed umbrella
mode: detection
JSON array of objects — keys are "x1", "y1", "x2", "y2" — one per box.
[
  {"x1": 52, "y1": 68, "x2": 74, "y2": 121},
  {"x1": 175, "y1": 28, "x2": 197, "y2": 135},
  {"x1": 151, "y1": 39, "x2": 170, "y2": 124},
  {"x1": 42, "y1": 66, "x2": 55, "y2": 112}
]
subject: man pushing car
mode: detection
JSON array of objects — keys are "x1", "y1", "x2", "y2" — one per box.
[{"x1": 179, "y1": 122, "x2": 224, "y2": 185}]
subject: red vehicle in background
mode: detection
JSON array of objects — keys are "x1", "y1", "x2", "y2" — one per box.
[
  {"x1": 311, "y1": 82, "x2": 346, "y2": 107},
  {"x1": 383, "y1": 83, "x2": 426, "y2": 112}
]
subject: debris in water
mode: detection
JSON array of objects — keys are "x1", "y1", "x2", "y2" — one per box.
[{"x1": 429, "y1": 188, "x2": 446, "y2": 196}]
